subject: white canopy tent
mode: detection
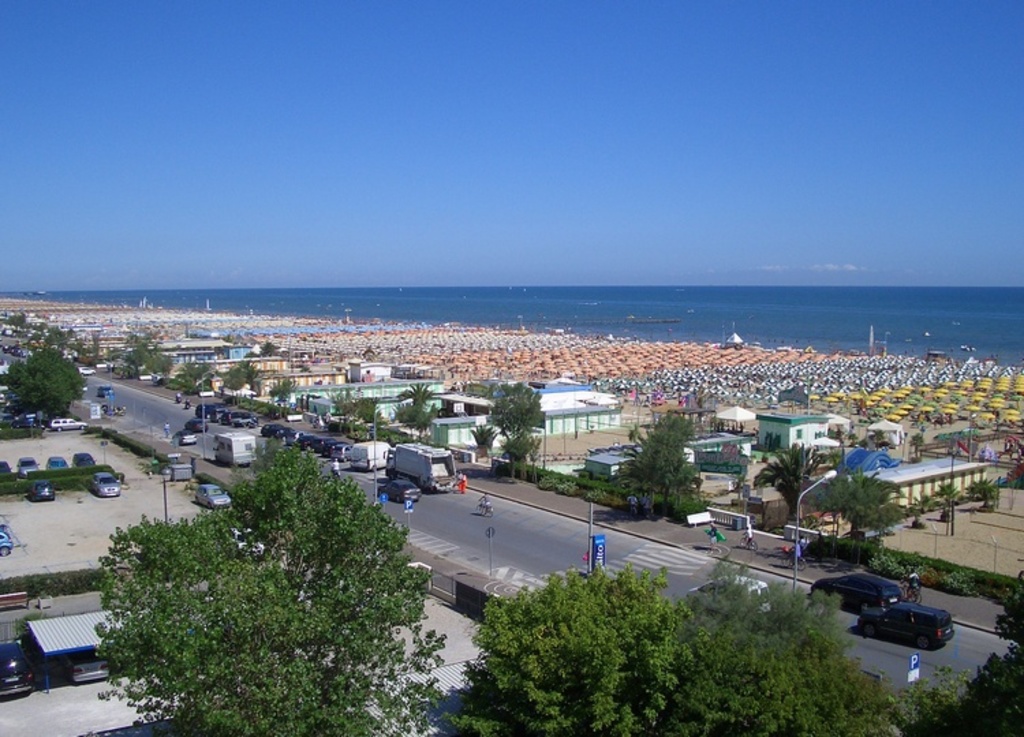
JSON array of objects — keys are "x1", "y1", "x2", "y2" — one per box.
[
  {"x1": 867, "y1": 419, "x2": 905, "y2": 446},
  {"x1": 716, "y1": 405, "x2": 757, "y2": 423},
  {"x1": 810, "y1": 436, "x2": 840, "y2": 448},
  {"x1": 826, "y1": 413, "x2": 852, "y2": 430}
]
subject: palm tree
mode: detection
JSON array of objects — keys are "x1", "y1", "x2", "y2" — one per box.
[
  {"x1": 399, "y1": 383, "x2": 436, "y2": 409},
  {"x1": 754, "y1": 445, "x2": 828, "y2": 519},
  {"x1": 934, "y1": 482, "x2": 962, "y2": 535},
  {"x1": 825, "y1": 472, "x2": 902, "y2": 538},
  {"x1": 910, "y1": 432, "x2": 925, "y2": 462},
  {"x1": 258, "y1": 340, "x2": 278, "y2": 357},
  {"x1": 967, "y1": 478, "x2": 1000, "y2": 511},
  {"x1": 471, "y1": 425, "x2": 498, "y2": 459}
]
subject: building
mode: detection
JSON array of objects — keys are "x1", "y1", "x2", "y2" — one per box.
[{"x1": 756, "y1": 413, "x2": 831, "y2": 451}]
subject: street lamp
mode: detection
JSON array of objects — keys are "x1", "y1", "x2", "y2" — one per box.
[
  {"x1": 793, "y1": 469, "x2": 838, "y2": 591},
  {"x1": 160, "y1": 466, "x2": 172, "y2": 524}
]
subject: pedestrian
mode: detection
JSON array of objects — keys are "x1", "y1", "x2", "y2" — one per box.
[
  {"x1": 627, "y1": 494, "x2": 638, "y2": 516},
  {"x1": 163, "y1": 422, "x2": 170, "y2": 439},
  {"x1": 457, "y1": 473, "x2": 468, "y2": 494}
]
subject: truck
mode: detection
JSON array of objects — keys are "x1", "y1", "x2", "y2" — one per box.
[
  {"x1": 385, "y1": 443, "x2": 457, "y2": 494},
  {"x1": 348, "y1": 441, "x2": 390, "y2": 472},
  {"x1": 213, "y1": 431, "x2": 258, "y2": 466}
]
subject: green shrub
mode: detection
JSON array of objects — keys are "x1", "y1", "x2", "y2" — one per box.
[
  {"x1": 0, "y1": 569, "x2": 106, "y2": 598},
  {"x1": 940, "y1": 569, "x2": 979, "y2": 597}
]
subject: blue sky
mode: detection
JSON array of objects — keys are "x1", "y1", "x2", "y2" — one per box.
[{"x1": 2, "y1": 2, "x2": 1021, "y2": 290}]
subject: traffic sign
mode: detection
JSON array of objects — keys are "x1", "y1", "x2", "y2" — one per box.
[
  {"x1": 908, "y1": 652, "x2": 920, "y2": 683},
  {"x1": 404, "y1": 499, "x2": 414, "y2": 513},
  {"x1": 379, "y1": 493, "x2": 389, "y2": 504},
  {"x1": 486, "y1": 527, "x2": 495, "y2": 539},
  {"x1": 590, "y1": 534, "x2": 606, "y2": 571}
]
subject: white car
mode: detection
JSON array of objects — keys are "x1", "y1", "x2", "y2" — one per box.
[
  {"x1": 172, "y1": 430, "x2": 198, "y2": 446},
  {"x1": 77, "y1": 366, "x2": 96, "y2": 376},
  {"x1": 49, "y1": 417, "x2": 88, "y2": 432}
]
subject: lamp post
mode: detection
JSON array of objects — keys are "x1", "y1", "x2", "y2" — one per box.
[
  {"x1": 793, "y1": 469, "x2": 838, "y2": 591},
  {"x1": 160, "y1": 466, "x2": 171, "y2": 524}
]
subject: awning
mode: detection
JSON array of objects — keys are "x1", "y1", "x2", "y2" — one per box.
[
  {"x1": 716, "y1": 406, "x2": 756, "y2": 422},
  {"x1": 27, "y1": 611, "x2": 108, "y2": 656}
]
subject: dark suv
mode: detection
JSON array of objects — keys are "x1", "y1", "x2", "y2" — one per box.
[
  {"x1": 809, "y1": 574, "x2": 901, "y2": 611},
  {"x1": 0, "y1": 641, "x2": 35, "y2": 696},
  {"x1": 858, "y1": 602, "x2": 955, "y2": 649}
]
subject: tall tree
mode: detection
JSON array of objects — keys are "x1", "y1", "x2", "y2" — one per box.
[
  {"x1": 489, "y1": 383, "x2": 544, "y2": 470},
  {"x1": 817, "y1": 471, "x2": 903, "y2": 537},
  {"x1": 398, "y1": 382, "x2": 436, "y2": 409},
  {"x1": 271, "y1": 378, "x2": 298, "y2": 405},
  {"x1": 258, "y1": 340, "x2": 278, "y2": 357},
  {"x1": 754, "y1": 445, "x2": 828, "y2": 518},
  {"x1": 619, "y1": 413, "x2": 698, "y2": 515},
  {"x1": 5, "y1": 347, "x2": 84, "y2": 417},
  {"x1": 471, "y1": 425, "x2": 498, "y2": 459},
  {"x1": 98, "y1": 450, "x2": 444, "y2": 737},
  {"x1": 116, "y1": 331, "x2": 164, "y2": 379},
  {"x1": 171, "y1": 361, "x2": 215, "y2": 394}
]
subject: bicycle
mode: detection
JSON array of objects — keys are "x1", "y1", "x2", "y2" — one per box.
[
  {"x1": 477, "y1": 501, "x2": 494, "y2": 518},
  {"x1": 900, "y1": 580, "x2": 922, "y2": 603},
  {"x1": 779, "y1": 546, "x2": 806, "y2": 571},
  {"x1": 738, "y1": 532, "x2": 758, "y2": 551}
]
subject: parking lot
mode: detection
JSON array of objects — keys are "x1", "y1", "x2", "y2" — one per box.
[{"x1": 0, "y1": 433, "x2": 204, "y2": 577}]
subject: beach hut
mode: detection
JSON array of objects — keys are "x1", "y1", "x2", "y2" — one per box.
[{"x1": 716, "y1": 406, "x2": 757, "y2": 423}]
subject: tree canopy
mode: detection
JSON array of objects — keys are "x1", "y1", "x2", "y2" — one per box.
[
  {"x1": 754, "y1": 445, "x2": 828, "y2": 517},
  {"x1": 490, "y1": 383, "x2": 543, "y2": 467},
  {"x1": 98, "y1": 449, "x2": 444, "y2": 736},
  {"x1": 455, "y1": 564, "x2": 894, "y2": 737},
  {"x1": 619, "y1": 413, "x2": 699, "y2": 513},
  {"x1": 815, "y1": 471, "x2": 903, "y2": 536},
  {"x1": 5, "y1": 346, "x2": 84, "y2": 417}
]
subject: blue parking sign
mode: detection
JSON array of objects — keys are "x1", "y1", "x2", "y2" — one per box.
[
  {"x1": 404, "y1": 499, "x2": 414, "y2": 513},
  {"x1": 379, "y1": 493, "x2": 389, "y2": 504}
]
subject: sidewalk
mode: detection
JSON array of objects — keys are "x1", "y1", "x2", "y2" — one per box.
[{"x1": 459, "y1": 465, "x2": 1005, "y2": 635}]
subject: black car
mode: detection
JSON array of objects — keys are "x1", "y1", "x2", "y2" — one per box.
[
  {"x1": 0, "y1": 642, "x2": 34, "y2": 696},
  {"x1": 296, "y1": 434, "x2": 324, "y2": 452},
  {"x1": 194, "y1": 403, "x2": 225, "y2": 419},
  {"x1": 11, "y1": 416, "x2": 36, "y2": 429},
  {"x1": 858, "y1": 602, "x2": 955, "y2": 650},
  {"x1": 72, "y1": 453, "x2": 96, "y2": 468},
  {"x1": 184, "y1": 418, "x2": 209, "y2": 433},
  {"x1": 0, "y1": 461, "x2": 11, "y2": 475},
  {"x1": 810, "y1": 574, "x2": 902, "y2": 611},
  {"x1": 381, "y1": 478, "x2": 422, "y2": 503},
  {"x1": 230, "y1": 411, "x2": 259, "y2": 428},
  {"x1": 261, "y1": 423, "x2": 287, "y2": 438},
  {"x1": 27, "y1": 480, "x2": 55, "y2": 502},
  {"x1": 320, "y1": 439, "x2": 346, "y2": 458}
]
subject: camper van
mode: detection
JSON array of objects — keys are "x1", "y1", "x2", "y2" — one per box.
[
  {"x1": 348, "y1": 441, "x2": 390, "y2": 472},
  {"x1": 213, "y1": 431, "x2": 257, "y2": 467}
]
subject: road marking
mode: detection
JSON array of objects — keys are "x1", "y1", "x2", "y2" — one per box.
[
  {"x1": 605, "y1": 542, "x2": 709, "y2": 576},
  {"x1": 407, "y1": 530, "x2": 460, "y2": 557},
  {"x1": 486, "y1": 566, "x2": 549, "y2": 592}
]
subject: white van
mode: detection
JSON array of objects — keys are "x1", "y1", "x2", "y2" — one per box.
[{"x1": 349, "y1": 441, "x2": 390, "y2": 472}]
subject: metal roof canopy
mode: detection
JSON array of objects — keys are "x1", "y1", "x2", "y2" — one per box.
[{"x1": 27, "y1": 611, "x2": 108, "y2": 656}]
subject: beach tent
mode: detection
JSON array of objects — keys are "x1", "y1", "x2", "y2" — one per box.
[
  {"x1": 867, "y1": 418, "x2": 905, "y2": 446},
  {"x1": 716, "y1": 406, "x2": 757, "y2": 423},
  {"x1": 724, "y1": 332, "x2": 744, "y2": 347},
  {"x1": 826, "y1": 413, "x2": 852, "y2": 430}
]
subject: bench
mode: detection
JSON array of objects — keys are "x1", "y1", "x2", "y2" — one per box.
[
  {"x1": 686, "y1": 511, "x2": 713, "y2": 527},
  {"x1": 0, "y1": 591, "x2": 30, "y2": 611}
]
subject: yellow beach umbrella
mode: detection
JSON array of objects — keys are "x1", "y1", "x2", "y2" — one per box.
[
  {"x1": 919, "y1": 405, "x2": 935, "y2": 412},
  {"x1": 965, "y1": 404, "x2": 983, "y2": 412}
]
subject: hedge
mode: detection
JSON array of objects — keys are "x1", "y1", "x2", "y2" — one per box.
[
  {"x1": 0, "y1": 568, "x2": 106, "y2": 598},
  {"x1": 0, "y1": 466, "x2": 119, "y2": 497},
  {"x1": 808, "y1": 535, "x2": 1019, "y2": 604}
]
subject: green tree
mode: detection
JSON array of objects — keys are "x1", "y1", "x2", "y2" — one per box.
[
  {"x1": 398, "y1": 382, "x2": 436, "y2": 409},
  {"x1": 935, "y1": 481, "x2": 962, "y2": 536},
  {"x1": 116, "y1": 331, "x2": 164, "y2": 379},
  {"x1": 754, "y1": 445, "x2": 828, "y2": 518},
  {"x1": 910, "y1": 432, "x2": 926, "y2": 461},
  {"x1": 5, "y1": 347, "x2": 84, "y2": 417},
  {"x1": 271, "y1": 378, "x2": 298, "y2": 405},
  {"x1": 619, "y1": 413, "x2": 698, "y2": 515},
  {"x1": 968, "y1": 478, "x2": 1001, "y2": 511},
  {"x1": 490, "y1": 383, "x2": 544, "y2": 471},
  {"x1": 471, "y1": 425, "x2": 498, "y2": 459},
  {"x1": 395, "y1": 402, "x2": 437, "y2": 441},
  {"x1": 819, "y1": 471, "x2": 903, "y2": 537},
  {"x1": 170, "y1": 361, "x2": 214, "y2": 394},
  {"x1": 258, "y1": 340, "x2": 278, "y2": 357},
  {"x1": 98, "y1": 450, "x2": 444, "y2": 736},
  {"x1": 453, "y1": 566, "x2": 692, "y2": 736}
]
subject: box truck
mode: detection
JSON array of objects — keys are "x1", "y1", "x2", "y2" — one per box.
[
  {"x1": 348, "y1": 441, "x2": 390, "y2": 472},
  {"x1": 213, "y1": 431, "x2": 258, "y2": 466},
  {"x1": 385, "y1": 443, "x2": 457, "y2": 493}
]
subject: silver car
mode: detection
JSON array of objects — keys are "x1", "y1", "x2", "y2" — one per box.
[
  {"x1": 17, "y1": 457, "x2": 39, "y2": 478},
  {"x1": 91, "y1": 472, "x2": 122, "y2": 498},
  {"x1": 195, "y1": 483, "x2": 232, "y2": 509}
]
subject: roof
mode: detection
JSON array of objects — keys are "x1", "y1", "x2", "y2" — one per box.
[
  {"x1": 873, "y1": 458, "x2": 988, "y2": 485},
  {"x1": 27, "y1": 611, "x2": 109, "y2": 655},
  {"x1": 585, "y1": 452, "x2": 629, "y2": 466},
  {"x1": 756, "y1": 413, "x2": 830, "y2": 425}
]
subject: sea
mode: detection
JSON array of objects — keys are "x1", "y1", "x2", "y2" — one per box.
[{"x1": 13, "y1": 286, "x2": 1024, "y2": 365}]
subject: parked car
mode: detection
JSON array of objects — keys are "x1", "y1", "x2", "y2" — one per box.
[
  {"x1": 173, "y1": 430, "x2": 198, "y2": 446},
  {"x1": 11, "y1": 416, "x2": 36, "y2": 429},
  {"x1": 329, "y1": 443, "x2": 353, "y2": 462},
  {"x1": 28, "y1": 480, "x2": 55, "y2": 502},
  {"x1": 17, "y1": 457, "x2": 39, "y2": 478},
  {"x1": 195, "y1": 403, "x2": 226, "y2": 419},
  {"x1": 280, "y1": 428, "x2": 301, "y2": 446},
  {"x1": 91, "y1": 472, "x2": 122, "y2": 498},
  {"x1": 858, "y1": 602, "x2": 955, "y2": 649},
  {"x1": 261, "y1": 423, "x2": 287, "y2": 438},
  {"x1": 77, "y1": 366, "x2": 96, "y2": 376},
  {"x1": 184, "y1": 418, "x2": 209, "y2": 433},
  {"x1": 49, "y1": 417, "x2": 88, "y2": 432},
  {"x1": 0, "y1": 642, "x2": 34, "y2": 695},
  {"x1": 195, "y1": 483, "x2": 232, "y2": 509},
  {"x1": 60, "y1": 648, "x2": 109, "y2": 683},
  {"x1": 381, "y1": 478, "x2": 422, "y2": 503},
  {"x1": 46, "y1": 456, "x2": 69, "y2": 470},
  {"x1": 0, "y1": 523, "x2": 15, "y2": 556},
  {"x1": 810, "y1": 574, "x2": 902, "y2": 611},
  {"x1": 0, "y1": 461, "x2": 11, "y2": 474},
  {"x1": 230, "y1": 412, "x2": 259, "y2": 428},
  {"x1": 72, "y1": 452, "x2": 96, "y2": 467}
]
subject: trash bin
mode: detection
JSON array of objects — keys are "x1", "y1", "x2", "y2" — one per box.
[
  {"x1": 732, "y1": 516, "x2": 747, "y2": 531},
  {"x1": 169, "y1": 463, "x2": 193, "y2": 482}
]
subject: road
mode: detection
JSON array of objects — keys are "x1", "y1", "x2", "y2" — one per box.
[{"x1": 81, "y1": 376, "x2": 1009, "y2": 688}]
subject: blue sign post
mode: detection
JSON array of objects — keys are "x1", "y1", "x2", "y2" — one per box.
[
  {"x1": 590, "y1": 534, "x2": 606, "y2": 573},
  {"x1": 908, "y1": 652, "x2": 920, "y2": 683},
  {"x1": 379, "y1": 493, "x2": 389, "y2": 505}
]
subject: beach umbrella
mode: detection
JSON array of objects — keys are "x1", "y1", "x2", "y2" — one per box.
[
  {"x1": 919, "y1": 405, "x2": 935, "y2": 412},
  {"x1": 979, "y1": 412, "x2": 997, "y2": 421},
  {"x1": 965, "y1": 404, "x2": 983, "y2": 412}
]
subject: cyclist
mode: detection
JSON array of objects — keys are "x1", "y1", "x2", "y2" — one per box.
[
  {"x1": 330, "y1": 457, "x2": 342, "y2": 478},
  {"x1": 479, "y1": 494, "x2": 493, "y2": 515},
  {"x1": 902, "y1": 570, "x2": 921, "y2": 600}
]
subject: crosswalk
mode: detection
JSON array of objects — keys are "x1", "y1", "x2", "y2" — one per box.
[
  {"x1": 407, "y1": 530, "x2": 459, "y2": 558},
  {"x1": 604, "y1": 541, "x2": 711, "y2": 577}
]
